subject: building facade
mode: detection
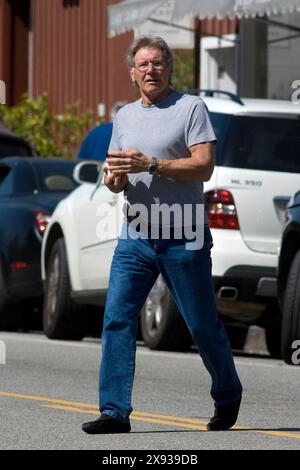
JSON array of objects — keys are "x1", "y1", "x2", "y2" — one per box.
[
  {"x1": 200, "y1": 13, "x2": 300, "y2": 100},
  {"x1": 0, "y1": 0, "x2": 135, "y2": 119},
  {"x1": 1, "y1": 0, "x2": 298, "y2": 116}
]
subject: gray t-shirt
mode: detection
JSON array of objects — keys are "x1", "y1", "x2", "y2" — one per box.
[{"x1": 108, "y1": 90, "x2": 216, "y2": 227}]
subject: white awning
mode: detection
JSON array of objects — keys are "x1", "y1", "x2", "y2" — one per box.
[{"x1": 108, "y1": 0, "x2": 300, "y2": 36}]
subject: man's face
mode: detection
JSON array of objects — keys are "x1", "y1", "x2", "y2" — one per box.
[{"x1": 130, "y1": 47, "x2": 171, "y2": 105}]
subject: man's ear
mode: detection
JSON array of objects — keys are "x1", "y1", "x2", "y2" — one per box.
[{"x1": 130, "y1": 68, "x2": 136, "y2": 83}]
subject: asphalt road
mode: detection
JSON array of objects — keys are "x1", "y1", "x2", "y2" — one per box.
[{"x1": 0, "y1": 332, "x2": 299, "y2": 451}]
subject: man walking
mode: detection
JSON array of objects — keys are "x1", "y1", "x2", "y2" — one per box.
[{"x1": 82, "y1": 36, "x2": 242, "y2": 434}]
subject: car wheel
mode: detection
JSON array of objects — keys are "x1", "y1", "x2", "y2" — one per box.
[
  {"x1": 43, "y1": 238, "x2": 85, "y2": 340},
  {"x1": 140, "y1": 275, "x2": 191, "y2": 351},
  {"x1": 281, "y1": 250, "x2": 300, "y2": 364},
  {"x1": 0, "y1": 267, "x2": 19, "y2": 330}
]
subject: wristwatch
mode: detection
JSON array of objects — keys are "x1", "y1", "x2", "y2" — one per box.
[{"x1": 148, "y1": 157, "x2": 158, "y2": 175}]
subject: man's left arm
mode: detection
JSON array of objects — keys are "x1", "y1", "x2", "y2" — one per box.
[
  {"x1": 107, "y1": 142, "x2": 215, "y2": 183},
  {"x1": 156, "y1": 142, "x2": 215, "y2": 182}
]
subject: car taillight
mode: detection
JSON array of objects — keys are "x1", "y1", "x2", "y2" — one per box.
[
  {"x1": 204, "y1": 190, "x2": 239, "y2": 230},
  {"x1": 10, "y1": 262, "x2": 28, "y2": 270},
  {"x1": 34, "y1": 210, "x2": 51, "y2": 236}
]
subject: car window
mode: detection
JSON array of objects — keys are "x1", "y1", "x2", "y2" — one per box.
[
  {"x1": 210, "y1": 113, "x2": 300, "y2": 173},
  {"x1": 0, "y1": 165, "x2": 13, "y2": 196},
  {"x1": 32, "y1": 160, "x2": 79, "y2": 193},
  {"x1": 0, "y1": 137, "x2": 33, "y2": 158},
  {"x1": 14, "y1": 162, "x2": 38, "y2": 194}
]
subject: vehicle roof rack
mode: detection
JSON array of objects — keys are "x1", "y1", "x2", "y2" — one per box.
[{"x1": 183, "y1": 89, "x2": 244, "y2": 106}]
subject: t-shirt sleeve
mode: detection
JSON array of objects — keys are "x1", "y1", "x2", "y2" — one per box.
[
  {"x1": 186, "y1": 99, "x2": 216, "y2": 148},
  {"x1": 108, "y1": 116, "x2": 122, "y2": 152}
]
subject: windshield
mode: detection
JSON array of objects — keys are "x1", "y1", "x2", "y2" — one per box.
[
  {"x1": 32, "y1": 160, "x2": 79, "y2": 193},
  {"x1": 210, "y1": 113, "x2": 300, "y2": 173}
]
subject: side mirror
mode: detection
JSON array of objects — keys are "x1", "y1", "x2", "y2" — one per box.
[{"x1": 73, "y1": 161, "x2": 102, "y2": 185}]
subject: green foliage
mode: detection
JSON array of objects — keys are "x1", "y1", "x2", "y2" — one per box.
[
  {"x1": 172, "y1": 49, "x2": 195, "y2": 91},
  {"x1": 0, "y1": 93, "x2": 101, "y2": 158}
]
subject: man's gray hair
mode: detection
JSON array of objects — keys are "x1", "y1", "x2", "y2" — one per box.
[{"x1": 126, "y1": 36, "x2": 174, "y2": 73}]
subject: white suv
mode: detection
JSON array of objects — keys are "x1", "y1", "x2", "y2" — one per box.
[{"x1": 41, "y1": 91, "x2": 300, "y2": 356}]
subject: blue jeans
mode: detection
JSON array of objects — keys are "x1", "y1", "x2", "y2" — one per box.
[{"x1": 99, "y1": 223, "x2": 242, "y2": 423}]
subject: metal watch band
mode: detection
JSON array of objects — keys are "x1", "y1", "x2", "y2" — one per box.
[{"x1": 148, "y1": 157, "x2": 158, "y2": 175}]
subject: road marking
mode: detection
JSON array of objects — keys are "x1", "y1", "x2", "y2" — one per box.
[
  {"x1": 1, "y1": 390, "x2": 300, "y2": 440},
  {"x1": 0, "y1": 390, "x2": 208, "y2": 427},
  {"x1": 42, "y1": 404, "x2": 99, "y2": 414},
  {"x1": 42, "y1": 404, "x2": 208, "y2": 430},
  {"x1": 41, "y1": 403, "x2": 300, "y2": 438},
  {"x1": 0, "y1": 390, "x2": 99, "y2": 409}
]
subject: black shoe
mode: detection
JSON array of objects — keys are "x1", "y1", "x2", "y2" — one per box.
[
  {"x1": 82, "y1": 413, "x2": 131, "y2": 434},
  {"x1": 207, "y1": 397, "x2": 241, "y2": 431}
]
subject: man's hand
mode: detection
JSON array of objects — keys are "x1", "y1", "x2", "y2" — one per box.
[
  {"x1": 103, "y1": 162, "x2": 128, "y2": 193},
  {"x1": 107, "y1": 149, "x2": 151, "y2": 174}
]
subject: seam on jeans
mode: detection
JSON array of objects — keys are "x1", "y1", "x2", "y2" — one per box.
[{"x1": 125, "y1": 335, "x2": 136, "y2": 417}]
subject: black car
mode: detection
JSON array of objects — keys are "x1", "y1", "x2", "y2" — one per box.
[
  {"x1": 277, "y1": 190, "x2": 300, "y2": 364},
  {"x1": 0, "y1": 124, "x2": 36, "y2": 158},
  {"x1": 0, "y1": 157, "x2": 79, "y2": 328}
]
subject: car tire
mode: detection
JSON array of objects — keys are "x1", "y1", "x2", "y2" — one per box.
[
  {"x1": 0, "y1": 266, "x2": 20, "y2": 330},
  {"x1": 281, "y1": 250, "x2": 300, "y2": 364},
  {"x1": 43, "y1": 238, "x2": 85, "y2": 340},
  {"x1": 140, "y1": 275, "x2": 191, "y2": 351}
]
